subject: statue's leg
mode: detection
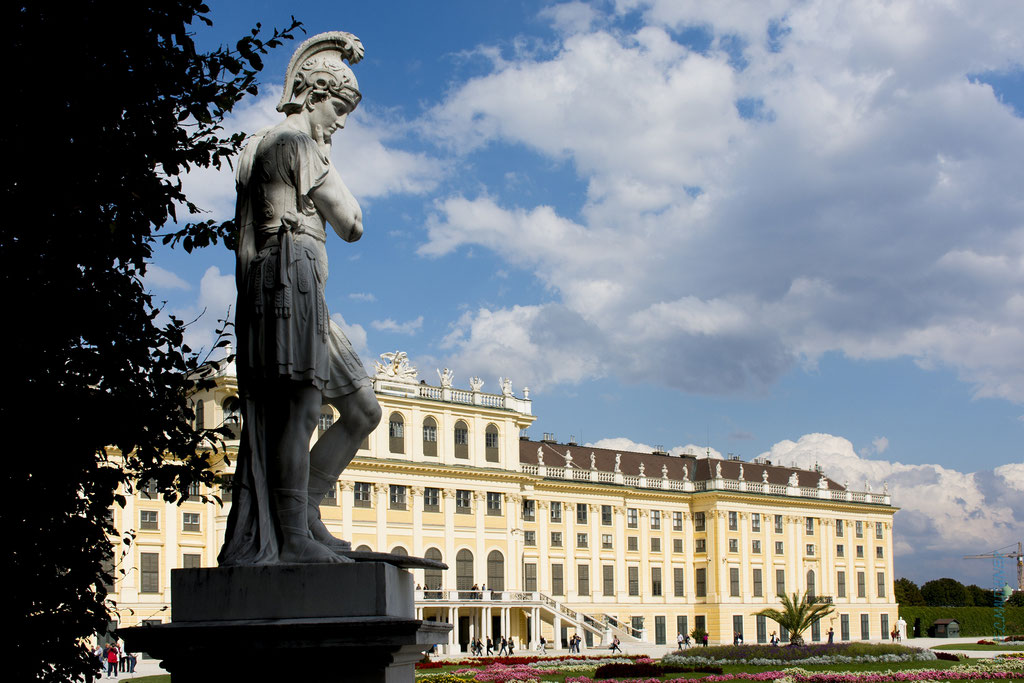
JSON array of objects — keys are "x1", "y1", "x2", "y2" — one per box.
[
  {"x1": 308, "y1": 384, "x2": 381, "y2": 550},
  {"x1": 266, "y1": 383, "x2": 350, "y2": 564}
]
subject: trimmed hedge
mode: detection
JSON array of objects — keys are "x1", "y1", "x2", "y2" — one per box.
[{"x1": 898, "y1": 606, "x2": 1024, "y2": 637}]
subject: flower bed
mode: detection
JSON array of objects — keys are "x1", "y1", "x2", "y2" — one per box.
[{"x1": 664, "y1": 643, "x2": 937, "y2": 667}]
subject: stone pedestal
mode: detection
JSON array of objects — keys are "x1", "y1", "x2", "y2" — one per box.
[{"x1": 122, "y1": 562, "x2": 450, "y2": 683}]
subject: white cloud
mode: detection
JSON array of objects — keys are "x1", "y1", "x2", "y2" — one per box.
[
  {"x1": 417, "y1": 1, "x2": 1024, "y2": 401},
  {"x1": 348, "y1": 292, "x2": 377, "y2": 302},
  {"x1": 371, "y1": 315, "x2": 424, "y2": 335},
  {"x1": 589, "y1": 437, "x2": 723, "y2": 459},
  {"x1": 330, "y1": 312, "x2": 371, "y2": 366},
  {"x1": 758, "y1": 432, "x2": 1024, "y2": 583},
  {"x1": 143, "y1": 264, "x2": 191, "y2": 291},
  {"x1": 539, "y1": 2, "x2": 602, "y2": 35},
  {"x1": 175, "y1": 266, "x2": 235, "y2": 356},
  {"x1": 860, "y1": 436, "x2": 890, "y2": 457}
]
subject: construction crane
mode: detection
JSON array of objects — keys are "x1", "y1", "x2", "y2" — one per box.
[{"x1": 964, "y1": 542, "x2": 1023, "y2": 592}]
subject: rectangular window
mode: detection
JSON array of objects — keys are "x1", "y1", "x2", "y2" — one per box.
[
  {"x1": 752, "y1": 513, "x2": 761, "y2": 532},
  {"x1": 485, "y1": 430, "x2": 499, "y2": 448},
  {"x1": 855, "y1": 521, "x2": 863, "y2": 538},
  {"x1": 752, "y1": 539, "x2": 762, "y2": 554},
  {"x1": 841, "y1": 614, "x2": 850, "y2": 641},
  {"x1": 182, "y1": 512, "x2": 200, "y2": 532},
  {"x1": 775, "y1": 514, "x2": 783, "y2": 533},
  {"x1": 806, "y1": 543, "x2": 815, "y2": 556},
  {"x1": 602, "y1": 533, "x2": 613, "y2": 549},
  {"x1": 730, "y1": 567, "x2": 740, "y2": 597},
  {"x1": 776, "y1": 569, "x2": 786, "y2": 597},
  {"x1": 651, "y1": 537, "x2": 661, "y2": 552},
  {"x1": 628, "y1": 566, "x2": 640, "y2": 596},
  {"x1": 678, "y1": 615, "x2": 689, "y2": 640},
  {"x1": 423, "y1": 423, "x2": 437, "y2": 443},
  {"x1": 456, "y1": 489, "x2": 472, "y2": 513},
  {"x1": 577, "y1": 533, "x2": 588, "y2": 548},
  {"x1": 627, "y1": 508, "x2": 638, "y2": 528},
  {"x1": 486, "y1": 492, "x2": 502, "y2": 515},
  {"x1": 322, "y1": 482, "x2": 338, "y2": 505},
  {"x1": 550, "y1": 501, "x2": 562, "y2": 523},
  {"x1": 694, "y1": 511, "x2": 706, "y2": 531},
  {"x1": 837, "y1": 571, "x2": 847, "y2": 598},
  {"x1": 695, "y1": 615, "x2": 706, "y2": 634},
  {"x1": 578, "y1": 564, "x2": 590, "y2": 596},
  {"x1": 423, "y1": 487, "x2": 440, "y2": 512},
  {"x1": 673, "y1": 538, "x2": 684, "y2": 553},
  {"x1": 877, "y1": 572, "x2": 886, "y2": 598},
  {"x1": 733, "y1": 614, "x2": 745, "y2": 642},
  {"x1": 522, "y1": 499, "x2": 535, "y2": 521},
  {"x1": 876, "y1": 522, "x2": 884, "y2": 539},
  {"x1": 354, "y1": 482, "x2": 372, "y2": 508},
  {"x1": 140, "y1": 510, "x2": 158, "y2": 530},
  {"x1": 656, "y1": 615, "x2": 667, "y2": 645},
  {"x1": 806, "y1": 517, "x2": 815, "y2": 534},
  {"x1": 876, "y1": 546, "x2": 884, "y2": 559},
  {"x1": 775, "y1": 541, "x2": 784, "y2": 554},
  {"x1": 857, "y1": 571, "x2": 866, "y2": 598},
  {"x1": 856, "y1": 545, "x2": 864, "y2": 558},
  {"x1": 673, "y1": 511, "x2": 683, "y2": 531},
  {"x1": 837, "y1": 544, "x2": 845, "y2": 557},
  {"x1": 881, "y1": 614, "x2": 890, "y2": 639},
  {"x1": 651, "y1": 510, "x2": 661, "y2": 529},
  {"x1": 140, "y1": 479, "x2": 158, "y2": 500},
  {"x1": 389, "y1": 484, "x2": 407, "y2": 510},
  {"x1": 454, "y1": 426, "x2": 468, "y2": 445},
  {"x1": 524, "y1": 563, "x2": 537, "y2": 591},
  {"x1": 627, "y1": 536, "x2": 638, "y2": 552},
  {"x1": 728, "y1": 511, "x2": 738, "y2": 531},
  {"x1": 182, "y1": 553, "x2": 201, "y2": 569},
  {"x1": 729, "y1": 538, "x2": 738, "y2": 553},
  {"x1": 140, "y1": 552, "x2": 159, "y2": 594},
  {"x1": 812, "y1": 618, "x2": 821, "y2": 642},
  {"x1": 551, "y1": 563, "x2": 564, "y2": 595},
  {"x1": 389, "y1": 418, "x2": 404, "y2": 438},
  {"x1": 836, "y1": 519, "x2": 844, "y2": 537},
  {"x1": 695, "y1": 567, "x2": 707, "y2": 597},
  {"x1": 524, "y1": 530, "x2": 536, "y2": 546},
  {"x1": 602, "y1": 505, "x2": 613, "y2": 525},
  {"x1": 551, "y1": 531, "x2": 562, "y2": 547},
  {"x1": 860, "y1": 613, "x2": 870, "y2": 640},
  {"x1": 652, "y1": 567, "x2": 663, "y2": 596},
  {"x1": 603, "y1": 565, "x2": 615, "y2": 596},
  {"x1": 674, "y1": 567, "x2": 685, "y2": 596},
  {"x1": 753, "y1": 568, "x2": 763, "y2": 597},
  {"x1": 695, "y1": 538, "x2": 706, "y2": 553},
  {"x1": 577, "y1": 504, "x2": 588, "y2": 524},
  {"x1": 757, "y1": 614, "x2": 767, "y2": 643}
]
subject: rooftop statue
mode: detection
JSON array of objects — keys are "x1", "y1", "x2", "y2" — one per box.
[{"x1": 219, "y1": 31, "x2": 381, "y2": 566}]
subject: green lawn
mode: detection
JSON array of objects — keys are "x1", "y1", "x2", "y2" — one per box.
[{"x1": 932, "y1": 643, "x2": 1024, "y2": 651}]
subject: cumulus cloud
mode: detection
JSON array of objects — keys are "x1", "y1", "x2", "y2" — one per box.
[
  {"x1": 173, "y1": 266, "x2": 235, "y2": 356},
  {"x1": 331, "y1": 312, "x2": 371, "y2": 366},
  {"x1": 590, "y1": 436, "x2": 723, "y2": 459},
  {"x1": 143, "y1": 264, "x2": 191, "y2": 291},
  {"x1": 371, "y1": 315, "x2": 424, "y2": 336},
  {"x1": 417, "y1": 1, "x2": 1024, "y2": 401},
  {"x1": 758, "y1": 432, "x2": 1024, "y2": 584},
  {"x1": 860, "y1": 436, "x2": 890, "y2": 457},
  {"x1": 177, "y1": 90, "x2": 447, "y2": 224}
]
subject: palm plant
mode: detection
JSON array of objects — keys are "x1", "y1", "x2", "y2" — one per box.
[{"x1": 756, "y1": 591, "x2": 836, "y2": 646}]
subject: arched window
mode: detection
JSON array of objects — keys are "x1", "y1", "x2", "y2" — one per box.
[
  {"x1": 807, "y1": 570, "x2": 816, "y2": 598},
  {"x1": 221, "y1": 396, "x2": 241, "y2": 438},
  {"x1": 356, "y1": 544, "x2": 372, "y2": 552},
  {"x1": 485, "y1": 424, "x2": 499, "y2": 462},
  {"x1": 454, "y1": 420, "x2": 469, "y2": 459},
  {"x1": 195, "y1": 400, "x2": 205, "y2": 430},
  {"x1": 388, "y1": 412, "x2": 405, "y2": 454},
  {"x1": 424, "y1": 548, "x2": 443, "y2": 590},
  {"x1": 422, "y1": 417, "x2": 438, "y2": 457},
  {"x1": 318, "y1": 406, "x2": 335, "y2": 435},
  {"x1": 390, "y1": 546, "x2": 408, "y2": 556},
  {"x1": 456, "y1": 549, "x2": 474, "y2": 589},
  {"x1": 487, "y1": 550, "x2": 505, "y2": 591}
]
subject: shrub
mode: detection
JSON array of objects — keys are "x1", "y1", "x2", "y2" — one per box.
[
  {"x1": 935, "y1": 651, "x2": 960, "y2": 661},
  {"x1": 898, "y1": 606, "x2": 1024, "y2": 636},
  {"x1": 594, "y1": 662, "x2": 663, "y2": 679}
]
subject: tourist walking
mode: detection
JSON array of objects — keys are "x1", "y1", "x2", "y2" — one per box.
[
  {"x1": 499, "y1": 636, "x2": 508, "y2": 656},
  {"x1": 486, "y1": 637, "x2": 493, "y2": 656},
  {"x1": 827, "y1": 627, "x2": 834, "y2": 644},
  {"x1": 538, "y1": 635, "x2": 546, "y2": 654},
  {"x1": 609, "y1": 636, "x2": 622, "y2": 653}
]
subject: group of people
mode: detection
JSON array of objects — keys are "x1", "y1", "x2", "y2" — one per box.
[
  {"x1": 676, "y1": 632, "x2": 692, "y2": 650},
  {"x1": 732, "y1": 631, "x2": 745, "y2": 645},
  {"x1": 889, "y1": 627, "x2": 903, "y2": 642},
  {"x1": 93, "y1": 643, "x2": 136, "y2": 678},
  {"x1": 466, "y1": 635, "x2": 515, "y2": 656}
]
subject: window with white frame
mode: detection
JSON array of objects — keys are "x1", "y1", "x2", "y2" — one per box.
[{"x1": 182, "y1": 512, "x2": 200, "y2": 532}]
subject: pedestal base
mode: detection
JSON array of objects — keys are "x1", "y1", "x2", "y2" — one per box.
[{"x1": 122, "y1": 562, "x2": 451, "y2": 683}]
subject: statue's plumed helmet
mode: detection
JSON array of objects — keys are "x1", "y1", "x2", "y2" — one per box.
[{"x1": 277, "y1": 31, "x2": 364, "y2": 114}]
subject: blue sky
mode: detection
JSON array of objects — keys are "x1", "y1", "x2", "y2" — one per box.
[{"x1": 151, "y1": 1, "x2": 1024, "y2": 586}]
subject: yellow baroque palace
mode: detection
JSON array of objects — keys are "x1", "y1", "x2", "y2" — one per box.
[{"x1": 109, "y1": 352, "x2": 898, "y2": 653}]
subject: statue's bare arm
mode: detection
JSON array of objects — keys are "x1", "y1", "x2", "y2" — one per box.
[{"x1": 311, "y1": 166, "x2": 363, "y2": 243}]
